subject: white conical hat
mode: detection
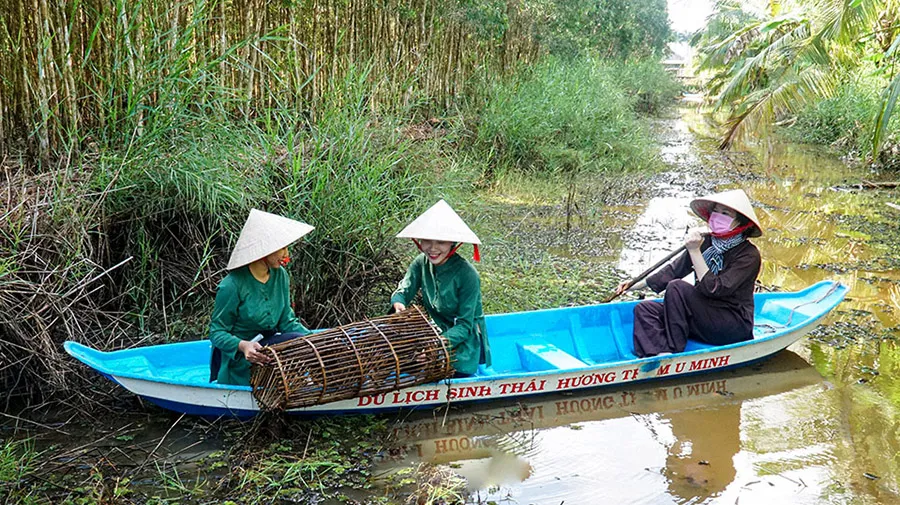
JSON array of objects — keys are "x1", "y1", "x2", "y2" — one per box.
[
  {"x1": 396, "y1": 199, "x2": 481, "y2": 244},
  {"x1": 690, "y1": 189, "x2": 763, "y2": 237},
  {"x1": 226, "y1": 209, "x2": 315, "y2": 270}
]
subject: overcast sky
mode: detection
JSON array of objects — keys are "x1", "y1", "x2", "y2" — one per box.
[{"x1": 668, "y1": 0, "x2": 715, "y2": 33}]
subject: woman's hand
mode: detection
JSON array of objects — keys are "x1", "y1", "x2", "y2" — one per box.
[
  {"x1": 238, "y1": 340, "x2": 271, "y2": 365},
  {"x1": 685, "y1": 228, "x2": 705, "y2": 251},
  {"x1": 615, "y1": 278, "x2": 646, "y2": 295},
  {"x1": 393, "y1": 302, "x2": 407, "y2": 313}
]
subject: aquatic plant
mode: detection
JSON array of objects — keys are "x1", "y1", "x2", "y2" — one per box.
[
  {"x1": 0, "y1": 439, "x2": 37, "y2": 484},
  {"x1": 0, "y1": 439, "x2": 41, "y2": 503}
]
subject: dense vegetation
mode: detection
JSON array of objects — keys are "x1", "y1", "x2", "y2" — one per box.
[
  {"x1": 691, "y1": 0, "x2": 900, "y2": 160},
  {"x1": 0, "y1": 0, "x2": 676, "y2": 402}
]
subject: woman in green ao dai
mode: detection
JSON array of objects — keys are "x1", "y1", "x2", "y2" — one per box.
[
  {"x1": 390, "y1": 200, "x2": 491, "y2": 377},
  {"x1": 208, "y1": 209, "x2": 314, "y2": 385}
]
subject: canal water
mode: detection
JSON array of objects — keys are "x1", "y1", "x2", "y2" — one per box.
[{"x1": 378, "y1": 106, "x2": 900, "y2": 504}]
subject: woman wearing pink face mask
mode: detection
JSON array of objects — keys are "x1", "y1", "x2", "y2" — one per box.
[
  {"x1": 208, "y1": 209, "x2": 314, "y2": 385},
  {"x1": 616, "y1": 190, "x2": 763, "y2": 357}
]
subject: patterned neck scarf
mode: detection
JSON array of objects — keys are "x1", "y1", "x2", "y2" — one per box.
[{"x1": 701, "y1": 234, "x2": 745, "y2": 275}]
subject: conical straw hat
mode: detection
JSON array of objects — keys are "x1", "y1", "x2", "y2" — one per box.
[
  {"x1": 227, "y1": 209, "x2": 315, "y2": 270},
  {"x1": 689, "y1": 189, "x2": 763, "y2": 237},
  {"x1": 396, "y1": 200, "x2": 481, "y2": 244}
]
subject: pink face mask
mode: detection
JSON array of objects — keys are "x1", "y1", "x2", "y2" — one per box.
[{"x1": 708, "y1": 212, "x2": 735, "y2": 234}]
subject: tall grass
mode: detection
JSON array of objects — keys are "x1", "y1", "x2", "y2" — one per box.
[
  {"x1": 97, "y1": 67, "x2": 431, "y2": 331},
  {"x1": 476, "y1": 57, "x2": 666, "y2": 176},
  {"x1": 0, "y1": 67, "x2": 445, "y2": 399},
  {"x1": 611, "y1": 60, "x2": 683, "y2": 115},
  {"x1": 0, "y1": 0, "x2": 543, "y2": 161}
]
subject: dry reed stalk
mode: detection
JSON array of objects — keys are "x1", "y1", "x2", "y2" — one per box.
[{"x1": 0, "y1": 167, "x2": 133, "y2": 403}]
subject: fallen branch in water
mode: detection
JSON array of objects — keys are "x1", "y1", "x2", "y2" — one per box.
[
  {"x1": 831, "y1": 180, "x2": 900, "y2": 191},
  {"x1": 862, "y1": 180, "x2": 900, "y2": 188}
]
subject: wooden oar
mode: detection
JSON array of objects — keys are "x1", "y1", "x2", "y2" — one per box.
[{"x1": 603, "y1": 245, "x2": 687, "y2": 303}]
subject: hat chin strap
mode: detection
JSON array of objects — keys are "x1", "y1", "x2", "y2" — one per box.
[{"x1": 712, "y1": 222, "x2": 754, "y2": 239}]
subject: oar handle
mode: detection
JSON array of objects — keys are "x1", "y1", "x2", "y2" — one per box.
[{"x1": 603, "y1": 245, "x2": 688, "y2": 303}]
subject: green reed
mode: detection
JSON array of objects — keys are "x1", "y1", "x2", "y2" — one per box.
[{"x1": 0, "y1": 0, "x2": 543, "y2": 162}]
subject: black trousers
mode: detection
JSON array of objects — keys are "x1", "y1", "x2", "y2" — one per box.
[{"x1": 632, "y1": 280, "x2": 752, "y2": 358}]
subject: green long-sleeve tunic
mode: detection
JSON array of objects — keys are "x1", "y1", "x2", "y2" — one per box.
[
  {"x1": 209, "y1": 266, "x2": 309, "y2": 385},
  {"x1": 390, "y1": 253, "x2": 491, "y2": 375}
]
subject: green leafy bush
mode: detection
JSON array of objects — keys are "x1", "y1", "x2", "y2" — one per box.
[
  {"x1": 788, "y1": 78, "x2": 882, "y2": 154},
  {"x1": 611, "y1": 60, "x2": 683, "y2": 115},
  {"x1": 477, "y1": 57, "x2": 663, "y2": 175}
]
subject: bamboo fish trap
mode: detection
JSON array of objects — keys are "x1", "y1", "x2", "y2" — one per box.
[{"x1": 250, "y1": 306, "x2": 453, "y2": 410}]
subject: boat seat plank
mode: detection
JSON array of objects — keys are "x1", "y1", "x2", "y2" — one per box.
[{"x1": 516, "y1": 340, "x2": 588, "y2": 372}]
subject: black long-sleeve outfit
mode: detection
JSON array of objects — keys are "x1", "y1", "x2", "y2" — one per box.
[{"x1": 632, "y1": 237, "x2": 760, "y2": 357}]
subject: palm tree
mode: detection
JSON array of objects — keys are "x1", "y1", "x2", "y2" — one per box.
[{"x1": 695, "y1": 0, "x2": 892, "y2": 154}]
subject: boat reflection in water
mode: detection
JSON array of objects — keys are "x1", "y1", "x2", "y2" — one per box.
[{"x1": 378, "y1": 350, "x2": 823, "y2": 500}]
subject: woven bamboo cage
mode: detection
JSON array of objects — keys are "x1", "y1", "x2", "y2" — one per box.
[{"x1": 250, "y1": 306, "x2": 453, "y2": 410}]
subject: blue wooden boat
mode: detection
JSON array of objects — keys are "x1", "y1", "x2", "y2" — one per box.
[{"x1": 64, "y1": 280, "x2": 846, "y2": 418}]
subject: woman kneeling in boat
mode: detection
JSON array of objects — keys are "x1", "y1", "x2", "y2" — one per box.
[
  {"x1": 209, "y1": 209, "x2": 314, "y2": 385},
  {"x1": 616, "y1": 189, "x2": 763, "y2": 357},
  {"x1": 390, "y1": 200, "x2": 491, "y2": 377}
]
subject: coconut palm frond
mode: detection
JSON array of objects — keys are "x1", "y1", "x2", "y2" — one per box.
[
  {"x1": 719, "y1": 65, "x2": 834, "y2": 148},
  {"x1": 715, "y1": 20, "x2": 811, "y2": 105},
  {"x1": 702, "y1": 21, "x2": 766, "y2": 61},
  {"x1": 700, "y1": 0, "x2": 897, "y2": 154},
  {"x1": 814, "y1": 0, "x2": 884, "y2": 44},
  {"x1": 873, "y1": 67, "x2": 900, "y2": 154}
]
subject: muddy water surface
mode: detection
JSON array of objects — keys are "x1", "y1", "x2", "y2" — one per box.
[{"x1": 380, "y1": 108, "x2": 900, "y2": 504}]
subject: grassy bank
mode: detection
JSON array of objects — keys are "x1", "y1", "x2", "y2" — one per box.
[
  {"x1": 780, "y1": 71, "x2": 900, "y2": 169},
  {"x1": 476, "y1": 57, "x2": 674, "y2": 176}
]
